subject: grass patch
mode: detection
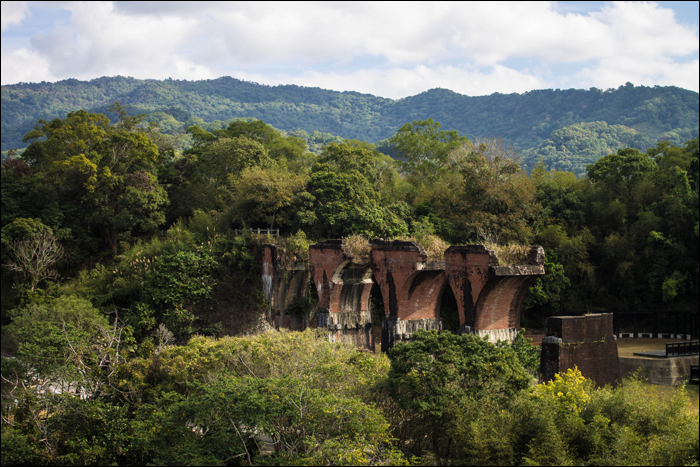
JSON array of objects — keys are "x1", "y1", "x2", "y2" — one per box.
[
  {"x1": 343, "y1": 234, "x2": 370, "y2": 264},
  {"x1": 395, "y1": 234, "x2": 450, "y2": 262},
  {"x1": 484, "y1": 242, "x2": 530, "y2": 265}
]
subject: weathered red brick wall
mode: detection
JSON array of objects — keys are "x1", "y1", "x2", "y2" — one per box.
[
  {"x1": 310, "y1": 240, "x2": 374, "y2": 351},
  {"x1": 270, "y1": 240, "x2": 545, "y2": 352},
  {"x1": 369, "y1": 240, "x2": 448, "y2": 320},
  {"x1": 261, "y1": 244, "x2": 310, "y2": 330},
  {"x1": 370, "y1": 240, "x2": 427, "y2": 318},
  {"x1": 444, "y1": 246, "x2": 543, "y2": 337},
  {"x1": 540, "y1": 313, "x2": 622, "y2": 388},
  {"x1": 474, "y1": 275, "x2": 538, "y2": 330},
  {"x1": 330, "y1": 262, "x2": 373, "y2": 314},
  {"x1": 444, "y1": 245, "x2": 495, "y2": 327},
  {"x1": 309, "y1": 240, "x2": 347, "y2": 311},
  {"x1": 401, "y1": 270, "x2": 447, "y2": 319}
]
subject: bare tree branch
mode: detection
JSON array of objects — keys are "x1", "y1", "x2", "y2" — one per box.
[{"x1": 3, "y1": 230, "x2": 63, "y2": 292}]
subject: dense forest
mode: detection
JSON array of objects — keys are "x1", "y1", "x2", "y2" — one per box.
[
  {"x1": 1, "y1": 97, "x2": 698, "y2": 464},
  {"x1": 2, "y1": 77, "x2": 698, "y2": 175}
]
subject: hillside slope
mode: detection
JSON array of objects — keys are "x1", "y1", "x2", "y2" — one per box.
[{"x1": 2, "y1": 76, "x2": 698, "y2": 172}]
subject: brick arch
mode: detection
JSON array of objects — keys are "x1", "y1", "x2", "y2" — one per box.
[
  {"x1": 473, "y1": 275, "x2": 538, "y2": 331},
  {"x1": 309, "y1": 240, "x2": 374, "y2": 351},
  {"x1": 400, "y1": 269, "x2": 448, "y2": 320},
  {"x1": 330, "y1": 260, "x2": 374, "y2": 314}
]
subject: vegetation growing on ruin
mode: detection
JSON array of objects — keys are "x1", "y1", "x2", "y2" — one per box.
[
  {"x1": 343, "y1": 234, "x2": 371, "y2": 264},
  {"x1": 484, "y1": 243, "x2": 531, "y2": 265}
]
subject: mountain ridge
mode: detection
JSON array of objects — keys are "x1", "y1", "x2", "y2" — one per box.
[{"x1": 2, "y1": 76, "x2": 698, "y2": 174}]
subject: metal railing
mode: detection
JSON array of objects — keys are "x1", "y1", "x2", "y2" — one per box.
[{"x1": 666, "y1": 340, "x2": 699, "y2": 357}]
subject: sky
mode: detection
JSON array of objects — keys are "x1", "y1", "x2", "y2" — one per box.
[{"x1": 1, "y1": 1, "x2": 698, "y2": 99}]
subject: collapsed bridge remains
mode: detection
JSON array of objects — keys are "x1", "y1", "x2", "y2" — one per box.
[{"x1": 262, "y1": 239, "x2": 545, "y2": 352}]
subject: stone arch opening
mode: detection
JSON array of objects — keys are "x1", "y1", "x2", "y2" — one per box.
[
  {"x1": 370, "y1": 281, "x2": 384, "y2": 351},
  {"x1": 440, "y1": 282, "x2": 460, "y2": 334}
]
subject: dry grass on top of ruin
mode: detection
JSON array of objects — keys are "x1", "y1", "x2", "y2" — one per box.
[
  {"x1": 343, "y1": 234, "x2": 371, "y2": 264},
  {"x1": 254, "y1": 231, "x2": 311, "y2": 267},
  {"x1": 400, "y1": 234, "x2": 451, "y2": 262},
  {"x1": 485, "y1": 243, "x2": 531, "y2": 265},
  {"x1": 342, "y1": 234, "x2": 450, "y2": 263}
]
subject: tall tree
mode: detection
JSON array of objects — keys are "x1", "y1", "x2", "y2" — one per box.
[
  {"x1": 389, "y1": 119, "x2": 468, "y2": 184},
  {"x1": 18, "y1": 106, "x2": 168, "y2": 256}
]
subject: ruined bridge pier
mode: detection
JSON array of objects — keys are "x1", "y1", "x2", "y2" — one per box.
[
  {"x1": 261, "y1": 244, "x2": 310, "y2": 331},
  {"x1": 265, "y1": 240, "x2": 545, "y2": 351},
  {"x1": 309, "y1": 240, "x2": 375, "y2": 351}
]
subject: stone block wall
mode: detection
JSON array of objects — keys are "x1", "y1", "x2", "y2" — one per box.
[{"x1": 540, "y1": 313, "x2": 622, "y2": 388}]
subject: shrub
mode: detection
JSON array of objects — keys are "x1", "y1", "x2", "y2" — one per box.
[
  {"x1": 484, "y1": 242, "x2": 531, "y2": 265},
  {"x1": 343, "y1": 233, "x2": 371, "y2": 264},
  {"x1": 393, "y1": 234, "x2": 450, "y2": 262}
]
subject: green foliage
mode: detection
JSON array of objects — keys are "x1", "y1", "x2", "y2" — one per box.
[
  {"x1": 133, "y1": 375, "x2": 402, "y2": 466},
  {"x1": 497, "y1": 330, "x2": 541, "y2": 376},
  {"x1": 1, "y1": 79, "x2": 699, "y2": 465},
  {"x1": 533, "y1": 366, "x2": 592, "y2": 413},
  {"x1": 275, "y1": 230, "x2": 311, "y2": 267},
  {"x1": 49, "y1": 397, "x2": 132, "y2": 466},
  {"x1": 4, "y1": 78, "x2": 697, "y2": 164},
  {"x1": 230, "y1": 165, "x2": 307, "y2": 230},
  {"x1": 448, "y1": 140, "x2": 538, "y2": 243},
  {"x1": 389, "y1": 118, "x2": 468, "y2": 184},
  {"x1": 522, "y1": 121, "x2": 655, "y2": 176},
  {"x1": 117, "y1": 329, "x2": 389, "y2": 402},
  {"x1": 5, "y1": 296, "x2": 110, "y2": 379},
  {"x1": 143, "y1": 249, "x2": 217, "y2": 309},
  {"x1": 522, "y1": 252, "x2": 571, "y2": 323},
  {"x1": 305, "y1": 155, "x2": 408, "y2": 238},
  {"x1": 387, "y1": 330, "x2": 531, "y2": 458}
]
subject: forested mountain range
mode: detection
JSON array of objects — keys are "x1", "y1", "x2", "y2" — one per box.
[{"x1": 2, "y1": 76, "x2": 698, "y2": 174}]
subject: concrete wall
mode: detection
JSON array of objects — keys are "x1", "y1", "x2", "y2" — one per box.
[
  {"x1": 540, "y1": 313, "x2": 622, "y2": 388},
  {"x1": 619, "y1": 355, "x2": 699, "y2": 386}
]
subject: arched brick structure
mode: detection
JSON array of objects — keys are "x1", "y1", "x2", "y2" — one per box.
[
  {"x1": 264, "y1": 240, "x2": 545, "y2": 352},
  {"x1": 444, "y1": 245, "x2": 496, "y2": 326},
  {"x1": 309, "y1": 240, "x2": 374, "y2": 351},
  {"x1": 370, "y1": 240, "x2": 448, "y2": 351},
  {"x1": 261, "y1": 244, "x2": 310, "y2": 330}
]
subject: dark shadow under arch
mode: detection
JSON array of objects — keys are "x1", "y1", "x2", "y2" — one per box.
[{"x1": 440, "y1": 284, "x2": 460, "y2": 334}]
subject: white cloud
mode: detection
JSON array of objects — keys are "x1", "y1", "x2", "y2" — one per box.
[
  {"x1": 573, "y1": 56, "x2": 700, "y2": 93},
  {"x1": 234, "y1": 64, "x2": 547, "y2": 99},
  {"x1": 1, "y1": 1, "x2": 29, "y2": 32},
  {"x1": 28, "y1": 2, "x2": 216, "y2": 81},
  {"x1": 1, "y1": 47, "x2": 54, "y2": 84},
  {"x1": 1, "y1": 1, "x2": 698, "y2": 95}
]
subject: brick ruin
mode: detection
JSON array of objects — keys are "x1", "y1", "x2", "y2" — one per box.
[
  {"x1": 539, "y1": 313, "x2": 622, "y2": 388},
  {"x1": 262, "y1": 239, "x2": 545, "y2": 352},
  {"x1": 261, "y1": 244, "x2": 310, "y2": 331}
]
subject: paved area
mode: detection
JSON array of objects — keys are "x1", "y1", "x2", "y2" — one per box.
[{"x1": 616, "y1": 338, "x2": 690, "y2": 358}]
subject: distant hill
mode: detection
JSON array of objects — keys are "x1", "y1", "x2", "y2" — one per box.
[{"x1": 2, "y1": 76, "x2": 698, "y2": 173}]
